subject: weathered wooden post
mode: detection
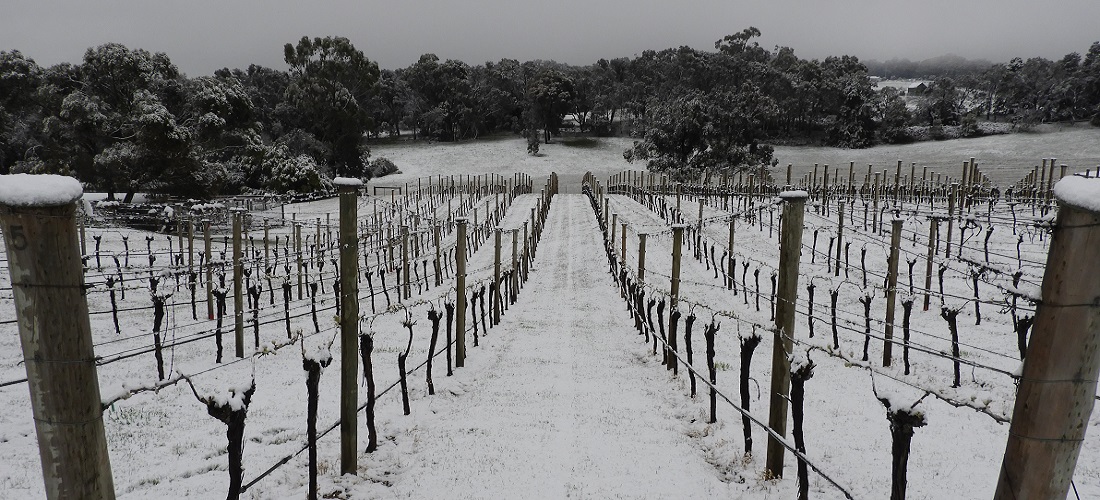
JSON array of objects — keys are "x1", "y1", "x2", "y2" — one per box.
[
  {"x1": 727, "y1": 216, "x2": 736, "y2": 289},
  {"x1": 188, "y1": 216, "x2": 195, "y2": 275},
  {"x1": 511, "y1": 228, "x2": 519, "y2": 303},
  {"x1": 883, "y1": 216, "x2": 902, "y2": 366},
  {"x1": 945, "y1": 183, "x2": 957, "y2": 258},
  {"x1": 232, "y1": 210, "x2": 245, "y2": 358},
  {"x1": 336, "y1": 178, "x2": 361, "y2": 475},
  {"x1": 493, "y1": 227, "x2": 502, "y2": 324},
  {"x1": 923, "y1": 217, "x2": 940, "y2": 311},
  {"x1": 670, "y1": 224, "x2": 686, "y2": 311},
  {"x1": 401, "y1": 225, "x2": 410, "y2": 299},
  {"x1": 262, "y1": 218, "x2": 269, "y2": 271},
  {"x1": 296, "y1": 222, "x2": 304, "y2": 300},
  {"x1": 522, "y1": 221, "x2": 530, "y2": 282},
  {"x1": 456, "y1": 218, "x2": 468, "y2": 367},
  {"x1": 637, "y1": 233, "x2": 647, "y2": 285},
  {"x1": 611, "y1": 213, "x2": 618, "y2": 253},
  {"x1": 0, "y1": 174, "x2": 116, "y2": 499},
  {"x1": 766, "y1": 190, "x2": 808, "y2": 479},
  {"x1": 203, "y1": 218, "x2": 214, "y2": 319},
  {"x1": 835, "y1": 203, "x2": 844, "y2": 277},
  {"x1": 995, "y1": 175, "x2": 1100, "y2": 499},
  {"x1": 621, "y1": 222, "x2": 627, "y2": 263}
]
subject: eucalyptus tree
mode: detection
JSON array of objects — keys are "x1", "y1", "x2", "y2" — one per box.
[{"x1": 284, "y1": 36, "x2": 380, "y2": 176}]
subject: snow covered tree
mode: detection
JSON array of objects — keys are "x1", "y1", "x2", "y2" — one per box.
[
  {"x1": 284, "y1": 36, "x2": 380, "y2": 177},
  {"x1": 623, "y1": 88, "x2": 774, "y2": 180},
  {"x1": 263, "y1": 145, "x2": 333, "y2": 194},
  {"x1": 525, "y1": 68, "x2": 574, "y2": 143},
  {"x1": 0, "y1": 50, "x2": 44, "y2": 175}
]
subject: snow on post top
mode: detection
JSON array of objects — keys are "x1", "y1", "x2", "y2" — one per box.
[
  {"x1": 0, "y1": 174, "x2": 83, "y2": 207},
  {"x1": 778, "y1": 190, "x2": 809, "y2": 200},
  {"x1": 1053, "y1": 175, "x2": 1100, "y2": 213},
  {"x1": 333, "y1": 177, "x2": 364, "y2": 187}
]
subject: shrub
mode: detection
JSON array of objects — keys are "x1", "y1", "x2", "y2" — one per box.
[
  {"x1": 368, "y1": 157, "x2": 400, "y2": 178},
  {"x1": 265, "y1": 153, "x2": 332, "y2": 194}
]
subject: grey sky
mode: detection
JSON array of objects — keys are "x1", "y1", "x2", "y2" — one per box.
[{"x1": 3, "y1": 0, "x2": 1099, "y2": 76}]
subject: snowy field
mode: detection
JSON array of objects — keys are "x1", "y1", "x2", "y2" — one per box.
[
  {"x1": 368, "y1": 125, "x2": 1100, "y2": 192},
  {"x1": 1, "y1": 130, "x2": 1100, "y2": 499}
]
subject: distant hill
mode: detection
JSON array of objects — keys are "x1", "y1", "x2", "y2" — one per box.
[{"x1": 865, "y1": 54, "x2": 996, "y2": 79}]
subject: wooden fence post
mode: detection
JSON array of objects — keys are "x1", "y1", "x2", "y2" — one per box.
[
  {"x1": 522, "y1": 221, "x2": 530, "y2": 282},
  {"x1": 995, "y1": 175, "x2": 1100, "y2": 499},
  {"x1": 232, "y1": 210, "x2": 244, "y2": 358},
  {"x1": 637, "y1": 233, "x2": 647, "y2": 285},
  {"x1": 883, "y1": 216, "x2": 902, "y2": 366},
  {"x1": 945, "y1": 184, "x2": 957, "y2": 258},
  {"x1": 696, "y1": 202, "x2": 704, "y2": 259},
  {"x1": 835, "y1": 203, "x2": 844, "y2": 277},
  {"x1": 923, "y1": 217, "x2": 940, "y2": 311},
  {"x1": 0, "y1": 175, "x2": 116, "y2": 499},
  {"x1": 262, "y1": 218, "x2": 269, "y2": 271},
  {"x1": 401, "y1": 225, "x2": 410, "y2": 299},
  {"x1": 511, "y1": 228, "x2": 519, "y2": 303},
  {"x1": 455, "y1": 217, "x2": 468, "y2": 367},
  {"x1": 188, "y1": 217, "x2": 195, "y2": 275},
  {"x1": 727, "y1": 216, "x2": 736, "y2": 289},
  {"x1": 205, "y1": 219, "x2": 214, "y2": 320},
  {"x1": 621, "y1": 221, "x2": 627, "y2": 264},
  {"x1": 296, "y1": 222, "x2": 304, "y2": 300},
  {"x1": 766, "y1": 190, "x2": 808, "y2": 479},
  {"x1": 493, "y1": 228, "x2": 502, "y2": 324},
  {"x1": 611, "y1": 213, "x2": 618, "y2": 254},
  {"x1": 336, "y1": 180, "x2": 361, "y2": 475},
  {"x1": 670, "y1": 224, "x2": 686, "y2": 310}
]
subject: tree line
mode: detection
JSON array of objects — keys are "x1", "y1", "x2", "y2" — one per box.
[{"x1": 1, "y1": 29, "x2": 1098, "y2": 197}]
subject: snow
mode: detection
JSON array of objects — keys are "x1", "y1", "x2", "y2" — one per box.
[
  {"x1": 2, "y1": 137, "x2": 1100, "y2": 498},
  {"x1": 1053, "y1": 175, "x2": 1100, "y2": 213},
  {"x1": 778, "y1": 190, "x2": 809, "y2": 199},
  {"x1": 302, "y1": 345, "x2": 332, "y2": 365},
  {"x1": 0, "y1": 174, "x2": 83, "y2": 207},
  {"x1": 332, "y1": 177, "x2": 364, "y2": 187}
]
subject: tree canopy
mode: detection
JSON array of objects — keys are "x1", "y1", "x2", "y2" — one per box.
[{"x1": 2, "y1": 31, "x2": 1099, "y2": 198}]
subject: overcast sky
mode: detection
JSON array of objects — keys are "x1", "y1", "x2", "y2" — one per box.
[{"x1": 3, "y1": 0, "x2": 1099, "y2": 76}]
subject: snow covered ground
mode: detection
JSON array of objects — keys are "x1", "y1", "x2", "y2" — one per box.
[{"x1": 2, "y1": 134, "x2": 1100, "y2": 498}]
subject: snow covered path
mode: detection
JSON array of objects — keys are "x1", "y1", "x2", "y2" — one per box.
[{"x1": 387, "y1": 194, "x2": 726, "y2": 498}]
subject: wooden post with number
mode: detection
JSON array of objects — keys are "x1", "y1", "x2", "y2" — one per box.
[
  {"x1": 766, "y1": 191, "x2": 808, "y2": 479},
  {"x1": 996, "y1": 175, "x2": 1100, "y2": 499},
  {"x1": 0, "y1": 175, "x2": 116, "y2": 499}
]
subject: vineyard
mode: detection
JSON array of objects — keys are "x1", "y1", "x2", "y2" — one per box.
[{"x1": 1, "y1": 157, "x2": 1100, "y2": 499}]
